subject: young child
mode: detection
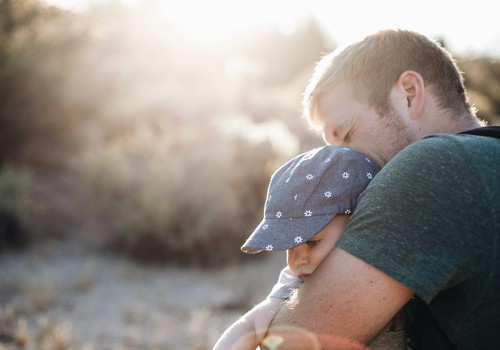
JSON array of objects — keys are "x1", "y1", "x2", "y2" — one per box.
[{"x1": 213, "y1": 145, "x2": 392, "y2": 350}]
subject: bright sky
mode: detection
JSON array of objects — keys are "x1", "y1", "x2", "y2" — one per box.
[{"x1": 44, "y1": 0, "x2": 500, "y2": 57}]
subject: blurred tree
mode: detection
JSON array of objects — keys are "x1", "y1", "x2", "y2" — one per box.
[
  {"x1": 0, "y1": 0, "x2": 88, "y2": 168},
  {"x1": 1, "y1": 0, "x2": 497, "y2": 264},
  {"x1": 61, "y1": 3, "x2": 334, "y2": 265},
  {"x1": 461, "y1": 57, "x2": 500, "y2": 124}
]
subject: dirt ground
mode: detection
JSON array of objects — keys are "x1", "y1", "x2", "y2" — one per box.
[{"x1": 0, "y1": 239, "x2": 286, "y2": 349}]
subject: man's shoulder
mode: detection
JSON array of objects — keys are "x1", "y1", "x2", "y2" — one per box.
[
  {"x1": 421, "y1": 126, "x2": 500, "y2": 146},
  {"x1": 393, "y1": 129, "x2": 499, "y2": 165},
  {"x1": 458, "y1": 125, "x2": 500, "y2": 138},
  {"x1": 419, "y1": 129, "x2": 499, "y2": 147},
  {"x1": 372, "y1": 129, "x2": 499, "y2": 191}
]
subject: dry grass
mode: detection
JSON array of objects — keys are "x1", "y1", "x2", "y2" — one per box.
[
  {"x1": 0, "y1": 240, "x2": 285, "y2": 349},
  {"x1": 0, "y1": 305, "x2": 73, "y2": 350}
]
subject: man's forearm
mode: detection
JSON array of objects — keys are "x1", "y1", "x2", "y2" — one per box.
[
  {"x1": 263, "y1": 248, "x2": 413, "y2": 349},
  {"x1": 263, "y1": 291, "x2": 370, "y2": 350}
]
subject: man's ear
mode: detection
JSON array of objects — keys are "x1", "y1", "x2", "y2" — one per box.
[{"x1": 398, "y1": 70, "x2": 425, "y2": 119}]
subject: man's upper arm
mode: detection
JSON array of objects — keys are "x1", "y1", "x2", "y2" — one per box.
[{"x1": 264, "y1": 247, "x2": 414, "y2": 350}]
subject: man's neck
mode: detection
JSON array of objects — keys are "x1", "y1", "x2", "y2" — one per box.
[{"x1": 428, "y1": 115, "x2": 484, "y2": 136}]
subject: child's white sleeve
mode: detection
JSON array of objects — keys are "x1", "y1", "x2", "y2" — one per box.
[
  {"x1": 267, "y1": 266, "x2": 303, "y2": 299},
  {"x1": 212, "y1": 298, "x2": 284, "y2": 350}
]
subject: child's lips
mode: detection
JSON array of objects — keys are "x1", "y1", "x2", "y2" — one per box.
[{"x1": 298, "y1": 272, "x2": 311, "y2": 278}]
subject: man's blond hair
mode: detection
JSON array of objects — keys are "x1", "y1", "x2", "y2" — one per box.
[{"x1": 303, "y1": 29, "x2": 477, "y2": 131}]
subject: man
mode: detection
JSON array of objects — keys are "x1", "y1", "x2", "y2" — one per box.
[{"x1": 263, "y1": 29, "x2": 500, "y2": 349}]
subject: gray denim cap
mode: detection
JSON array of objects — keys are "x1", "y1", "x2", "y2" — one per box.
[{"x1": 241, "y1": 145, "x2": 380, "y2": 254}]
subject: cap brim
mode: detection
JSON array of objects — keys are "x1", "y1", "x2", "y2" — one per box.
[{"x1": 241, "y1": 214, "x2": 335, "y2": 254}]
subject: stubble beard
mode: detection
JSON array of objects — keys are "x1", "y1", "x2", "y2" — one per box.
[{"x1": 379, "y1": 108, "x2": 418, "y2": 164}]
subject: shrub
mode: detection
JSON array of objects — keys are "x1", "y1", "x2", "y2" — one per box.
[
  {"x1": 0, "y1": 166, "x2": 47, "y2": 251},
  {"x1": 75, "y1": 117, "x2": 296, "y2": 267}
]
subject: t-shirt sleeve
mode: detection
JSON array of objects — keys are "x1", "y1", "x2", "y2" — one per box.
[{"x1": 337, "y1": 135, "x2": 491, "y2": 303}]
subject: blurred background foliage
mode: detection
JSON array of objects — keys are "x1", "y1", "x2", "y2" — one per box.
[{"x1": 0, "y1": 0, "x2": 498, "y2": 266}]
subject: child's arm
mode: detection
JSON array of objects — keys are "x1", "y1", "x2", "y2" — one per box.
[
  {"x1": 213, "y1": 267, "x2": 302, "y2": 350},
  {"x1": 212, "y1": 297, "x2": 284, "y2": 350}
]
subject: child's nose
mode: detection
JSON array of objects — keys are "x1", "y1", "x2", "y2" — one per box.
[{"x1": 294, "y1": 248, "x2": 309, "y2": 265}]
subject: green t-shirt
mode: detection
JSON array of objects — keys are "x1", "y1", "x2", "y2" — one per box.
[{"x1": 338, "y1": 133, "x2": 500, "y2": 349}]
